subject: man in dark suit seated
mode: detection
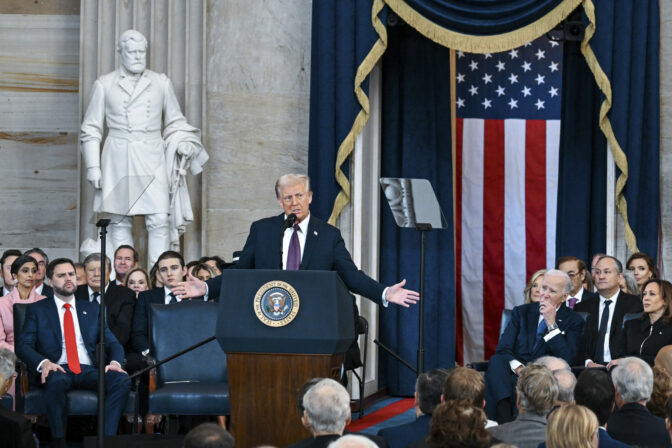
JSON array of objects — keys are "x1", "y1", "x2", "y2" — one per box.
[
  {"x1": 377, "y1": 368, "x2": 448, "y2": 448},
  {"x1": 574, "y1": 255, "x2": 643, "y2": 368},
  {"x1": 607, "y1": 356, "x2": 670, "y2": 447},
  {"x1": 111, "y1": 245, "x2": 138, "y2": 287},
  {"x1": 76, "y1": 253, "x2": 135, "y2": 354},
  {"x1": 15, "y1": 258, "x2": 130, "y2": 448},
  {"x1": 288, "y1": 378, "x2": 388, "y2": 448},
  {"x1": 556, "y1": 256, "x2": 598, "y2": 309},
  {"x1": 131, "y1": 250, "x2": 206, "y2": 358},
  {"x1": 172, "y1": 173, "x2": 419, "y2": 308},
  {"x1": 0, "y1": 348, "x2": 36, "y2": 448},
  {"x1": 484, "y1": 269, "x2": 584, "y2": 423}
]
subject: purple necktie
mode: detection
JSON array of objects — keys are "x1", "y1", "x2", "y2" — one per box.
[
  {"x1": 568, "y1": 297, "x2": 578, "y2": 309},
  {"x1": 286, "y1": 224, "x2": 301, "y2": 270}
]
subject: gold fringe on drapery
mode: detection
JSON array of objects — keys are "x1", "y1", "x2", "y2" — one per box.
[{"x1": 579, "y1": 0, "x2": 638, "y2": 253}]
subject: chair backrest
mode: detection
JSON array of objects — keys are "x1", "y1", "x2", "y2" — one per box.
[
  {"x1": 150, "y1": 301, "x2": 227, "y2": 384},
  {"x1": 622, "y1": 312, "x2": 644, "y2": 329},
  {"x1": 12, "y1": 303, "x2": 29, "y2": 350},
  {"x1": 499, "y1": 309, "x2": 512, "y2": 337}
]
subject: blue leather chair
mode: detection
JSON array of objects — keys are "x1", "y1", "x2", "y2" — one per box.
[
  {"x1": 146, "y1": 301, "x2": 229, "y2": 428},
  {"x1": 1, "y1": 393, "x2": 12, "y2": 410},
  {"x1": 470, "y1": 309, "x2": 512, "y2": 371},
  {"x1": 12, "y1": 303, "x2": 136, "y2": 425}
]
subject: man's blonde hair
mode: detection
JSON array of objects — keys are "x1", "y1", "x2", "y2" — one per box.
[{"x1": 275, "y1": 174, "x2": 311, "y2": 199}]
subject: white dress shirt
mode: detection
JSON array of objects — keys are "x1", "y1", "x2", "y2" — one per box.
[
  {"x1": 281, "y1": 215, "x2": 310, "y2": 270},
  {"x1": 38, "y1": 296, "x2": 93, "y2": 371},
  {"x1": 87, "y1": 284, "x2": 108, "y2": 303},
  {"x1": 585, "y1": 291, "x2": 619, "y2": 365}
]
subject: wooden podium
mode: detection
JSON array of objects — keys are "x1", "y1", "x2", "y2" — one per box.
[{"x1": 216, "y1": 270, "x2": 356, "y2": 448}]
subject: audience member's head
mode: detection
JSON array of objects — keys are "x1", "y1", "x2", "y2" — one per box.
[
  {"x1": 546, "y1": 404, "x2": 598, "y2": 448},
  {"x1": 556, "y1": 256, "x2": 588, "y2": 296},
  {"x1": 649, "y1": 364, "x2": 672, "y2": 418},
  {"x1": 442, "y1": 366, "x2": 485, "y2": 409},
  {"x1": 612, "y1": 356, "x2": 653, "y2": 407},
  {"x1": 125, "y1": 267, "x2": 151, "y2": 298},
  {"x1": 414, "y1": 368, "x2": 449, "y2": 417},
  {"x1": 553, "y1": 369, "x2": 577, "y2": 405},
  {"x1": 149, "y1": 261, "x2": 162, "y2": 288},
  {"x1": 194, "y1": 263, "x2": 217, "y2": 282},
  {"x1": 620, "y1": 269, "x2": 640, "y2": 295},
  {"x1": 83, "y1": 253, "x2": 112, "y2": 292},
  {"x1": 0, "y1": 249, "x2": 21, "y2": 292},
  {"x1": 24, "y1": 248, "x2": 48, "y2": 286},
  {"x1": 182, "y1": 422, "x2": 235, "y2": 448},
  {"x1": 656, "y1": 345, "x2": 672, "y2": 374},
  {"x1": 0, "y1": 348, "x2": 16, "y2": 396},
  {"x1": 574, "y1": 368, "x2": 615, "y2": 426},
  {"x1": 524, "y1": 269, "x2": 546, "y2": 303},
  {"x1": 516, "y1": 364, "x2": 558, "y2": 416},
  {"x1": 186, "y1": 260, "x2": 200, "y2": 276},
  {"x1": 641, "y1": 278, "x2": 672, "y2": 324},
  {"x1": 594, "y1": 256, "x2": 623, "y2": 297},
  {"x1": 296, "y1": 377, "x2": 323, "y2": 416},
  {"x1": 426, "y1": 400, "x2": 490, "y2": 448},
  {"x1": 533, "y1": 356, "x2": 570, "y2": 372},
  {"x1": 10, "y1": 254, "x2": 38, "y2": 296},
  {"x1": 627, "y1": 251, "x2": 659, "y2": 288},
  {"x1": 327, "y1": 435, "x2": 378, "y2": 448},
  {"x1": 156, "y1": 251, "x2": 186, "y2": 288},
  {"x1": 74, "y1": 262, "x2": 86, "y2": 286},
  {"x1": 590, "y1": 252, "x2": 607, "y2": 286},
  {"x1": 198, "y1": 256, "x2": 224, "y2": 275},
  {"x1": 114, "y1": 245, "x2": 139, "y2": 283},
  {"x1": 302, "y1": 378, "x2": 351, "y2": 436}
]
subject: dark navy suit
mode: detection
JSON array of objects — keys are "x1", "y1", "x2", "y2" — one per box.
[
  {"x1": 377, "y1": 414, "x2": 431, "y2": 448},
  {"x1": 206, "y1": 214, "x2": 385, "y2": 304},
  {"x1": 484, "y1": 302, "x2": 584, "y2": 419},
  {"x1": 15, "y1": 297, "x2": 130, "y2": 437}
]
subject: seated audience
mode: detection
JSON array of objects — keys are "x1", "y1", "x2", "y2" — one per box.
[
  {"x1": 194, "y1": 263, "x2": 217, "y2": 282},
  {"x1": 575, "y1": 255, "x2": 642, "y2": 368},
  {"x1": 524, "y1": 269, "x2": 546, "y2": 304},
  {"x1": 198, "y1": 256, "x2": 224, "y2": 276},
  {"x1": 545, "y1": 404, "x2": 598, "y2": 448},
  {"x1": 485, "y1": 270, "x2": 582, "y2": 423},
  {"x1": 572, "y1": 368, "x2": 629, "y2": 448},
  {"x1": 619, "y1": 269, "x2": 639, "y2": 295},
  {"x1": 0, "y1": 250, "x2": 21, "y2": 297},
  {"x1": 112, "y1": 245, "x2": 138, "y2": 286},
  {"x1": 607, "y1": 356, "x2": 670, "y2": 447},
  {"x1": 627, "y1": 251, "x2": 659, "y2": 290},
  {"x1": 0, "y1": 348, "x2": 36, "y2": 448},
  {"x1": 610, "y1": 279, "x2": 672, "y2": 367},
  {"x1": 149, "y1": 261, "x2": 162, "y2": 288},
  {"x1": 648, "y1": 364, "x2": 672, "y2": 418},
  {"x1": 124, "y1": 267, "x2": 150, "y2": 298},
  {"x1": 551, "y1": 369, "x2": 576, "y2": 407},
  {"x1": 488, "y1": 365, "x2": 558, "y2": 448},
  {"x1": 182, "y1": 422, "x2": 235, "y2": 448},
  {"x1": 0, "y1": 255, "x2": 45, "y2": 351},
  {"x1": 74, "y1": 262, "x2": 86, "y2": 286},
  {"x1": 16, "y1": 258, "x2": 130, "y2": 448},
  {"x1": 23, "y1": 248, "x2": 51, "y2": 297},
  {"x1": 186, "y1": 260, "x2": 200, "y2": 276},
  {"x1": 288, "y1": 378, "x2": 388, "y2": 448},
  {"x1": 556, "y1": 256, "x2": 597, "y2": 309},
  {"x1": 441, "y1": 366, "x2": 496, "y2": 428},
  {"x1": 327, "y1": 435, "x2": 378, "y2": 448},
  {"x1": 533, "y1": 355, "x2": 569, "y2": 372},
  {"x1": 377, "y1": 368, "x2": 448, "y2": 448},
  {"x1": 416, "y1": 400, "x2": 490, "y2": 448}
]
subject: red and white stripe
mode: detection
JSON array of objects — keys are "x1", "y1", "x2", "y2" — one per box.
[{"x1": 456, "y1": 118, "x2": 560, "y2": 364}]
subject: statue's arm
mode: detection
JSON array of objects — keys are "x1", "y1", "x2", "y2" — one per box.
[{"x1": 80, "y1": 80, "x2": 105, "y2": 188}]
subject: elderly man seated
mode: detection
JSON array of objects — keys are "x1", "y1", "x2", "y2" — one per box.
[
  {"x1": 0, "y1": 348, "x2": 36, "y2": 448},
  {"x1": 484, "y1": 269, "x2": 584, "y2": 423}
]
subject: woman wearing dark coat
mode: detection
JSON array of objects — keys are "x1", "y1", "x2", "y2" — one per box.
[{"x1": 611, "y1": 279, "x2": 672, "y2": 367}]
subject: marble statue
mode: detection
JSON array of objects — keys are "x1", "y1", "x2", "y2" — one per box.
[{"x1": 80, "y1": 30, "x2": 208, "y2": 267}]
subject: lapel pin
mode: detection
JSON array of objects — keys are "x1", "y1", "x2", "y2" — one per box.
[
  {"x1": 314, "y1": 230, "x2": 318, "y2": 236},
  {"x1": 83, "y1": 311, "x2": 87, "y2": 315}
]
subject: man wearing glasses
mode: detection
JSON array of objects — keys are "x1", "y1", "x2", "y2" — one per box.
[{"x1": 556, "y1": 256, "x2": 597, "y2": 309}]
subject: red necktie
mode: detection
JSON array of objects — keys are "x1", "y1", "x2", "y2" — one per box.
[{"x1": 63, "y1": 303, "x2": 81, "y2": 374}]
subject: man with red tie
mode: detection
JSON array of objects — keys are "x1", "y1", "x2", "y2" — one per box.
[{"x1": 16, "y1": 258, "x2": 130, "y2": 448}]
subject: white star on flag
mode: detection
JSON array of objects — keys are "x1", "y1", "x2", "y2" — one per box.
[
  {"x1": 522, "y1": 61, "x2": 532, "y2": 72},
  {"x1": 521, "y1": 86, "x2": 531, "y2": 97},
  {"x1": 549, "y1": 87, "x2": 559, "y2": 97},
  {"x1": 496, "y1": 85, "x2": 506, "y2": 96},
  {"x1": 483, "y1": 73, "x2": 492, "y2": 84},
  {"x1": 482, "y1": 98, "x2": 492, "y2": 109},
  {"x1": 509, "y1": 73, "x2": 519, "y2": 84},
  {"x1": 469, "y1": 85, "x2": 479, "y2": 96},
  {"x1": 535, "y1": 49, "x2": 546, "y2": 60},
  {"x1": 496, "y1": 61, "x2": 506, "y2": 71},
  {"x1": 508, "y1": 98, "x2": 518, "y2": 109},
  {"x1": 469, "y1": 60, "x2": 479, "y2": 71},
  {"x1": 535, "y1": 99, "x2": 545, "y2": 109},
  {"x1": 509, "y1": 49, "x2": 519, "y2": 59},
  {"x1": 535, "y1": 74, "x2": 545, "y2": 85}
]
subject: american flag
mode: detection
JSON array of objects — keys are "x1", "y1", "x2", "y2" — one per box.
[{"x1": 455, "y1": 36, "x2": 563, "y2": 364}]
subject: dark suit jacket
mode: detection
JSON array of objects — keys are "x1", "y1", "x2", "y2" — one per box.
[
  {"x1": 38, "y1": 283, "x2": 53, "y2": 298},
  {"x1": 75, "y1": 283, "x2": 135, "y2": 348},
  {"x1": 575, "y1": 291, "x2": 643, "y2": 363},
  {"x1": 494, "y1": 302, "x2": 584, "y2": 365},
  {"x1": 15, "y1": 297, "x2": 124, "y2": 372},
  {"x1": 206, "y1": 214, "x2": 385, "y2": 305},
  {"x1": 0, "y1": 406, "x2": 36, "y2": 448},
  {"x1": 487, "y1": 413, "x2": 547, "y2": 448},
  {"x1": 377, "y1": 414, "x2": 430, "y2": 448},
  {"x1": 131, "y1": 287, "x2": 206, "y2": 353},
  {"x1": 619, "y1": 315, "x2": 672, "y2": 366},
  {"x1": 607, "y1": 402, "x2": 670, "y2": 447}
]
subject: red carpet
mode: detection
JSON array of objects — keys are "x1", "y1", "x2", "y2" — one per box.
[{"x1": 346, "y1": 398, "x2": 415, "y2": 432}]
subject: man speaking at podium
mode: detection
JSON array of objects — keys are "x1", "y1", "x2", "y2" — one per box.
[{"x1": 173, "y1": 173, "x2": 419, "y2": 308}]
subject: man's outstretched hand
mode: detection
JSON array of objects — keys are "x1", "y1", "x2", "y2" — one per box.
[
  {"x1": 171, "y1": 273, "x2": 207, "y2": 299},
  {"x1": 385, "y1": 279, "x2": 420, "y2": 307}
]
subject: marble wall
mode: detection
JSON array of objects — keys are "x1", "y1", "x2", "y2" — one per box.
[
  {"x1": 203, "y1": 0, "x2": 312, "y2": 259},
  {"x1": 660, "y1": 2, "x2": 672, "y2": 277}
]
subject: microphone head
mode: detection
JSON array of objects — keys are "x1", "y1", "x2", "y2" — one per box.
[{"x1": 287, "y1": 213, "x2": 297, "y2": 225}]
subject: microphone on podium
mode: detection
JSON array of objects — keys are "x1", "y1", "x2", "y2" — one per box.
[{"x1": 282, "y1": 213, "x2": 297, "y2": 231}]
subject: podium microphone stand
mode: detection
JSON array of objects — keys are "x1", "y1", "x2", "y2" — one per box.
[
  {"x1": 378, "y1": 178, "x2": 446, "y2": 376},
  {"x1": 95, "y1": 218, "x2": 110, "y2": 448}
]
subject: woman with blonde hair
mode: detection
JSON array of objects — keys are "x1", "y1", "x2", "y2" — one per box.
[
  {"x1": 546, "y1": 404, "x2": 598, "y2": 448},
  {"x1": 523, "y1": 269, "x2": 546, "y2": 304}
]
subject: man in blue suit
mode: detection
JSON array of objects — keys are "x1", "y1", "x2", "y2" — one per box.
[
  {"x1": 172, "y1": 173, "x2": 419, "y2": 308},
  {"x1": 485, "y1": 269, "x2": 584, "y2": 423},
  {"x1": 16, "y1": 258, "x2": 130, "y2": 448}
]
